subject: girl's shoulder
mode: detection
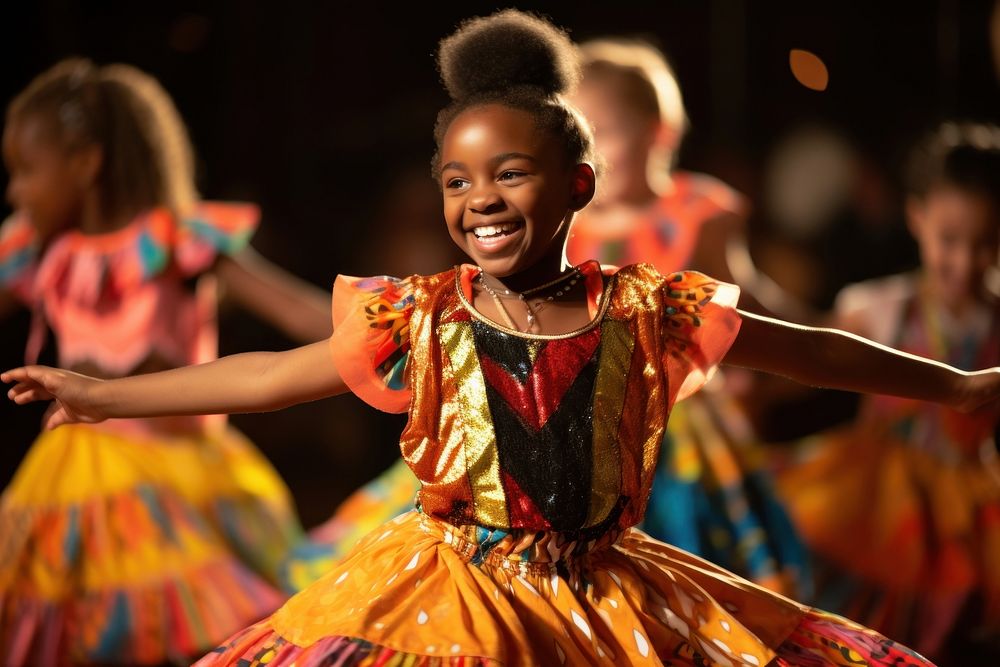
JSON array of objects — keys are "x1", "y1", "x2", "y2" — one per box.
[
  {"x1": 604, "y1": 261, "x2": 723, "y2": 292},
  {"x1": 604, "y1": 262, "x2": 740, "y2": 318},
  {"x1": 835, "y1": 272, "x2": 916, "y2": 309},
  {"x1": 665, "y1": 171, "x2": 748, "y2": 219},
  {"x1": 0, "y1": 213, "x2": 38, "y2": 301},
  {"x1": 833, "y1": 272, "x2": 917, "y2": 343},
  {"x1": 32, "y1": 202, "x2": 259, "y2": 299},
  {"x1": 329, "y1": 268, "x2": 459, "y2": 415}
]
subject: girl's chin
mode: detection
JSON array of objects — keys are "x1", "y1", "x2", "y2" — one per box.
[
  {"x1": 466, "y1": 247, "x2": 528, "y2": 276},
  {"x1": 472, "y1": 256, "x2": 524, "y2": 277}
]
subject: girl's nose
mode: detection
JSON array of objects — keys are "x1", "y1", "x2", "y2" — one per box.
[
  {"x1": 951, "y1": 246, "x2": 975, "y2": 283},
  {"x1": 468, "y1": 187, "x2": 504, "y2": 215}
]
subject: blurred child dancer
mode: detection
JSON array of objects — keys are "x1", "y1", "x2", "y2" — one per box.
[
  {"x1": 0, "y1": 59, "x2": 332, "y2": 665},
  {"x1": 566, "y1": 38, "x2": 808, "y2": 597},
  {"x1": 6, "y1": 13, "x2": 1000, "y2": 666},
  {"x1": 778, "y1": 123, "x2": 1000, "y2": 661}
]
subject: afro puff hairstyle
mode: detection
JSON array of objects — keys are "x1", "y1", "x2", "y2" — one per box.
[{"x1": 431, "y1": 10, "x2": 595, "y2": 176}]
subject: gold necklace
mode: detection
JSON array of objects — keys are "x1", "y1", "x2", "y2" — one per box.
[
  {"x1": 480, "y1": 268, "x2": 581, "y2": 298},
  {"x1": 478, "y1": 268, "x2": 582, "y2": 332}
]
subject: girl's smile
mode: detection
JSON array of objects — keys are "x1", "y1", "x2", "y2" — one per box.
[{"x1": 468, "y1": 218, "x2": 525, "y2": 254}]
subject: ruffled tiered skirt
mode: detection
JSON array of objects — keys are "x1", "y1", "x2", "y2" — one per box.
[
  {"x1": 196, "y1": 510, "x2": 930, "y2": 666},
  {"x1": 0, "y1": 422, "x2": 301, "y2": 665},
  {"x1": 778, "y1": 425, "x2": 1000, "y2": 657}
]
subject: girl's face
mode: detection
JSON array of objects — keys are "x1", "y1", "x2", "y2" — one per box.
[
  {"x1": 908, "y1": 185, "x2": 1000, "y2": 300},
  {"x1": 570, "y1": 77, "x2": 659, "y2": 203},
  {"x1": 3, "y1": 116, "x2": 91, "y2": 240},
  {"x1": 440, "y1": 104, "x2": 590, "y2": 277}
]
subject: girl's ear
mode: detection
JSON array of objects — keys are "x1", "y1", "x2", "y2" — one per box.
[
  {"x1": 72, "y1": 144, "x2": 103, "y2": 190},
  {"x1": 905, "y1": 194, "x2": 926, "y2": 239},
  {"x1": 653, "y1": 121, "x2": 680, "y2": 155},
  {"x1": 569, "y1": 163, "x2": 596, "y2": 211}
]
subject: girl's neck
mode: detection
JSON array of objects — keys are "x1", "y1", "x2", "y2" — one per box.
[
  {"x1": 77, "y1": 194, "x2": 136, "y2": 236},
  {"x1": 919, "y1": 273, "x2": 994, "y2": 321},
  {"x1": 487, "y1": 233, "x2": 571, "y2": 294},
  {"x1": 593, "y1": 171, "x2": 672, "y2": 213}
]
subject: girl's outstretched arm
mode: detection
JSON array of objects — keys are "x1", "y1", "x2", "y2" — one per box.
[
  {"x1": 215, "y1": 249, "x2": 332, "y2": 344},
  {"x1": 724, "y1": 310, "x2": 1000, "y2": 413},
  {"x1": 3, "y1": 339, "x2": 346, "y2": 430}
]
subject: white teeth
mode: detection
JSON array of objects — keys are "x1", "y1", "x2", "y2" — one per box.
[{"x1": 473, "y1": 222, "x2": 518, "y2": 238}]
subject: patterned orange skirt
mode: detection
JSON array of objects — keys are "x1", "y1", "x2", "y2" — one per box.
[{"x1": 196, "y1": 510, "x2": 931, "y2": 666}]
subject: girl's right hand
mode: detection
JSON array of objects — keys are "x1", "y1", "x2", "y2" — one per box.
[{"x1": 2, "y1": 365, "x2": 107, "y2": 430}]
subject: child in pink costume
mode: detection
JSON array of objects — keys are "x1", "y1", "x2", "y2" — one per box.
[{"x1": 0, "y1": 59, "x2": 331, "y2": 665}]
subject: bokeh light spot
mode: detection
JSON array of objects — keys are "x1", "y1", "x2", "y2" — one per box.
[{"x1": 789, "y1": 49, "x2": 829, "y2": 91}]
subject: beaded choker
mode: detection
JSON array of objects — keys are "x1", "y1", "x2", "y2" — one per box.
[{"x1": 477, "y1": 268, "x2": 582, "y2": 333}]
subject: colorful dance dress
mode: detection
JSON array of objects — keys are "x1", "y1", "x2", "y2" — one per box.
[
  {"x1": 778, "y1": 273, "x2": 1000, "y2": 657},
  {"x1": 0, "y1": 205, "x2": 304, "y2": 665},
  {"x1": 197, "y1": 261, "x2": 929, "y2": 666},
  {"x1": 304, "y1": 172, "x2": 808, "y2": 600}
]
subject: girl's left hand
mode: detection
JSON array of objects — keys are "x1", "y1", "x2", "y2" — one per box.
[{"x1": 952, "y1": 368, "x2": 1000, "y2": 414}]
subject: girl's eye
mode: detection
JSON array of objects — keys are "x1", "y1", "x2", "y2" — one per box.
[
  {"x1": 498, "y1": 170, "x2": 524, "y2": 182},
  {"x1": 446, "y1": 177, "x2": 469, "y2": 190}
]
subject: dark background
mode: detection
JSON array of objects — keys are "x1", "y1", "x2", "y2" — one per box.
[{"x1": 2, "y1": 0, "x2": 998, "y2": 526}]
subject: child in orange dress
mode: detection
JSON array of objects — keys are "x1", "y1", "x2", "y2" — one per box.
[
  {"x1": 303, "y1": 38, "x2": 808, "y2": 601},
  {"x1": 778, "y1": 123, "x2": 1000, "y2": 661},
  {"x1": 6, "y1": 13, "x2": 999, "y2": 666},
  {"x1": 0, "y1": 59, "x2": 332, "y2": 665}
]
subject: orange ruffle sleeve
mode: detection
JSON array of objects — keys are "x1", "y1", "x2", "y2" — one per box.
[
  {"x1": 660, "y1": 270, "x2": 742, "y2": 406},
  {"x1": 329, "y1": 274, "x2": 415, "y2": 413}
]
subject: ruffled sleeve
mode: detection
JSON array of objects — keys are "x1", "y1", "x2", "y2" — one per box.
[
  {"x1": 661, "y1": 271, "x2": 742, "y2": 406},
  {"x1": 0, "y1": 213, "x2": 38, "y2": 303},
  {"x1": 24, "y1": 202, "x2": 259, "y2": 309},
  {"x1": 174, "y1": 201, "x2": 260, "y2": 276},
  {"x1": 329, "y1": 274, "x2": 415, "y2": 413}
]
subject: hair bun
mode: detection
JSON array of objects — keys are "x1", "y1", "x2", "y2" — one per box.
[{"x1": 437, "y1": 9, "x2": 579, "y2": 100}]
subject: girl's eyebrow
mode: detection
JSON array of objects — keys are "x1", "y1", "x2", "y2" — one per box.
[
  {"x1": 491, "y1": 152, "x2": 537, "y2": 166},
  {"x1": 441, "y1": 152, "x2": 538, "y2": 174}
]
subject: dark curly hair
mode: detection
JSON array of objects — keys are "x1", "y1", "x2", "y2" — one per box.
[
  {"x1": 6, "y1": 58, "x2": 198, "y2": 222},
  {"x1": 905, "y1": 122, "x2": 1000, "y2": 206},
  {"x1": 431, "y1": 10, "x2": 595, "y2": 176}
]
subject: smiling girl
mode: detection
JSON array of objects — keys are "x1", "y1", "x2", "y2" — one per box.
[{"x1": 4, "y1": 12, "x2": 999, "y2": 667}]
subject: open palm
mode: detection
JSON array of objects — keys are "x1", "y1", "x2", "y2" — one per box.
[{"x1": 2, "y1": 365, "x2": 106, "y2": 430}]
